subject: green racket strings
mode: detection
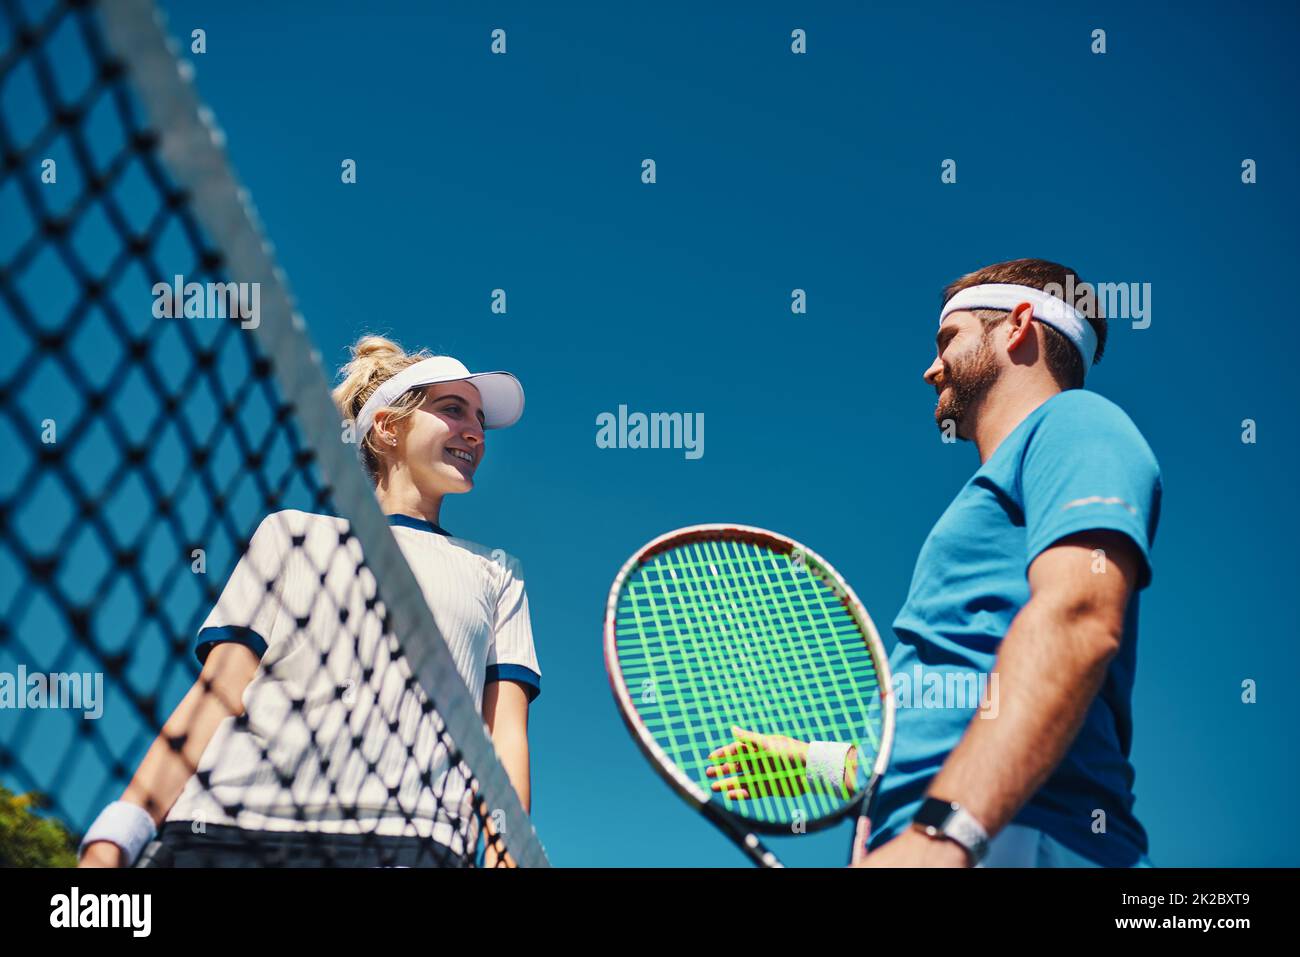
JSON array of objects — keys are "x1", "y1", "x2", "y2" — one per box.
[{"x1": 614, "y1": 537, "x2": 884, "y2": 826}]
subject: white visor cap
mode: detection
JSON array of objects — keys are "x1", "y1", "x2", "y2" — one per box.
[{"x1": 354, "y1": 356, "x2": 524, "y2": 438}]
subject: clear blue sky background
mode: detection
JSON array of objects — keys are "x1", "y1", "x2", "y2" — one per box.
[
  {"x1": 154, "y1": 0, "x2": 1300, "y2": 867},
  {"x1": 6, "y1": 0, "x2": 1299, "y2": 866}
]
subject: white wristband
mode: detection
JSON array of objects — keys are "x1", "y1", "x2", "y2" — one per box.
[
  {"x1": 805, "y1": 740, "x2": 852, "y2": 795},
  {"x1": 79, "y1": 801, "x2": 157, "y2": 866}
]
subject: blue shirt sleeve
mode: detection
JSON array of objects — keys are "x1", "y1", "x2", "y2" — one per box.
[{"x1": 1020, "y1": 393, "x2": 1162, "y2": 589}]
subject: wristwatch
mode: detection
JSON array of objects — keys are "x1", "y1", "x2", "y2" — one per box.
[{"x1": 911, "y1": 797, "x2": 989, "y2": 865}]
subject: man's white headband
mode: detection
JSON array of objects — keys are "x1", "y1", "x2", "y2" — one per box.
[
  {"x1": 940, "y1": 283, "x2": 1097, "y2": 375},
  {"x1": 354, "y1": 356, "x2": 524, "y2": 440}
]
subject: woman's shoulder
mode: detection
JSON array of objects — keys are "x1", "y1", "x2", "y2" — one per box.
[
  {"x1": 442, "y1": 534, "x2": 525, "y2": 580},
  {"x1": 248, "y1": 508, "x2": 351, "y2": 553}
]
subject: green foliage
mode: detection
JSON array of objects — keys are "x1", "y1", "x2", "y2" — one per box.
[{"x1": 0, "y1": 785, "x2": 78, "y2": 867}]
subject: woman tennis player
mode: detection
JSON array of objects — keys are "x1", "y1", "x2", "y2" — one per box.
[{"x1": 78, "y1": 336, "x2": 541, "y2": 867}]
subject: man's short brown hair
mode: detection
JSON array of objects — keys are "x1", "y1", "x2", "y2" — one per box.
[{"x1": 942, "y1": 258, "x2": 1107, "y2": 390}]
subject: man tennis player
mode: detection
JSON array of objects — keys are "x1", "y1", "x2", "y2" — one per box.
[{"x1": 859, "y1": 258, "x2": 1159, "y2": 868}]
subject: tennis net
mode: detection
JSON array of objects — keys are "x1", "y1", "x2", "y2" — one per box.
[{"x1": 0, "y1": 0, "x2": 546, "y2": 867}]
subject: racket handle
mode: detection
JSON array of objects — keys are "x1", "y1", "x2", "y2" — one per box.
[
  {"x1": 849, "y1": 814, "x2": 872, "y2": 866},
  {"x1": 740, "y1": 831, "x2": 783, "y2": 869},
  {"x1": 713, "y1": 810, "x2": 783, "y2": 868}
]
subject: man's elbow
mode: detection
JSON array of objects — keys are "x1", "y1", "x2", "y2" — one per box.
[
  {"x1": 1034, "y1": 598, "x2": 1125, "y2": 667},
  {"x1": 1079, "y1": 621, "x2": 1123, "y2": 666}
]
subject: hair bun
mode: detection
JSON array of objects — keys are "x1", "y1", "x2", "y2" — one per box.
[
  {"x1": 351, "y1": 335, "x2": 405, "y2": 363},
  {"x1": 331, "y1": 335, "x2": 433, "y2": 452}
]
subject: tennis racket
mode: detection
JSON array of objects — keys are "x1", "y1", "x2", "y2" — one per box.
[{"x1": 604, "y1": 524, "x2": 894, "y2": 867}]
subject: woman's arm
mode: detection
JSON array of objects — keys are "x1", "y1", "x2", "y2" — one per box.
[
  {"x1": 479, "y1": 680, "x2": 531, "y2": 867},
  {"x1": 79, "y1": 642, "x2": 261, "y2": 867}
]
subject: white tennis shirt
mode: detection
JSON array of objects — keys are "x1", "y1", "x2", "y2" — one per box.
[{"x1": 165, "y1": 509, "x2": 541, "y2": 856}]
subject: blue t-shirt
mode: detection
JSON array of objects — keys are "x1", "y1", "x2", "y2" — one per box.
[{"x1": 870, "y1": 390, "x2": 1161, "y2": 866}]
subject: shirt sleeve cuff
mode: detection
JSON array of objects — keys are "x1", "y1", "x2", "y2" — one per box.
[
  {"x1": 484, "y1": 664, "x2": 541, "y2": 702},
  {"x1": 195, "y1": 625, "x2": 269, "y2": 665},
  {"x1": 1027, "y1": 518, "x2": 1153, "y2": 589}
]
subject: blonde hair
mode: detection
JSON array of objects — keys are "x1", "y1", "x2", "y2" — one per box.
[{"x1": 332, "y1": 335, "x2": 432, "y2": 479}]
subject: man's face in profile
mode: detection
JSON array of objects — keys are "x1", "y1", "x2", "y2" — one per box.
[{"x1": 924, "y1": 312, "x2": 1002, "y2": 438}]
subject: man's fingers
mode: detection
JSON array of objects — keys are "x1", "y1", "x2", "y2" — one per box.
[
  {"x1": 710, "y1": 734, "x2": 765, "y2": 761},
  {"x1": 710, "y1": 776, "x2": 752, "y2": 799},
  {"x1": 709, "y1": 736, "x2": 763, "y2": 765},
  {"x1": 708, "y1": 749, "x2": 790, "y2": 780},
  {"x1": 731, "y1": 726, "x2": 765, "y2": 747},
  {"x1": 711, "y1": 779, "x2": 752, "y2": 800},
  {"x1": 719, "y1": 758, "x2": 767, "y2": 777},
  {"x1": 708, "y1": 741, "x2": 742, "y2": 761}
]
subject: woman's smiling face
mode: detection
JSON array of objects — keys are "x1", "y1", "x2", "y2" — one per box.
[{"x1": 393, "y1": 381, "x2": 487, "y2": 495}]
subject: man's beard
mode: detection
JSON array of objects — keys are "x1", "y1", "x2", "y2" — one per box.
[{"x1": 934, "y1": 333, "x2": 1001, "y2": 436}]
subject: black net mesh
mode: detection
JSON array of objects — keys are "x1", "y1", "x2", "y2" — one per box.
[{"x1": 0, "y1": 0, "x2": 537, "y2": 868}]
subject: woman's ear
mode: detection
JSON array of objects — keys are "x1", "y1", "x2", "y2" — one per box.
[{"x1": 371, "y1": 410, "x2": 399, "y2": 448}]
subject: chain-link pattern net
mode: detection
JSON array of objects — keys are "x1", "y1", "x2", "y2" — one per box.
[{"x1": 0, "y1": 0, "x2": 528, "y2": 867}]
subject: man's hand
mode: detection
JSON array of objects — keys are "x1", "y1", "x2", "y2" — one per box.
[
  {"x1": 706, "y1": 727, "x2": 810, "y2": 800},
  {"x1": 853, "y1": 828, "x2": 970, "y2": 868}
]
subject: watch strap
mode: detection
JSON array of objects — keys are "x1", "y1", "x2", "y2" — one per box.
[{"x1": 913, "y1": 797, "x2": 989, "y2": 865}]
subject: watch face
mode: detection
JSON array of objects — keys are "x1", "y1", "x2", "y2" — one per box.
[{"x1": 913, "y1": 798, "x2": 957, "y2": 830}]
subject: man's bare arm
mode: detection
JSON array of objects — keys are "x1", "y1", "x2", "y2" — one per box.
[{"x1": 925, "y1": 529, "x2": 1140, "y2": 838}]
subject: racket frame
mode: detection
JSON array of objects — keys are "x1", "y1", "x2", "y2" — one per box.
[{"x1": 604, "y1": 524, "x2": 895, "y2": 865}]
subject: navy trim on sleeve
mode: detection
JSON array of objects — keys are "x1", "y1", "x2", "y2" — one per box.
[
  {"x1": 485, "y1": 664, "x2": 541, "y2": 702},
  {"x1": 195, "y1": 625, "x2": 269, "y2": 665}
]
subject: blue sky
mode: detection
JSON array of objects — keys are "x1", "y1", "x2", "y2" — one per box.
[{"x1": 5, "y1": 0, "x2": 1299, "y2": 866}]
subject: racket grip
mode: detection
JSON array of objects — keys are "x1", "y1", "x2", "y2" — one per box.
[{"x1": 849, "y1": 814, "x2": 872, "y2": 866}]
